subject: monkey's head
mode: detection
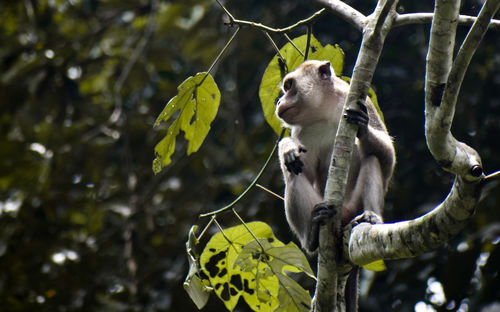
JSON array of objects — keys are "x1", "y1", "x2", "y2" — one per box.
[{"x1": 276, "y1": 60, "x2": 346, "y2": 127}]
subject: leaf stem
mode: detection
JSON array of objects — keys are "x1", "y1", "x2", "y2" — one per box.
[
  {"x1": 283, "y1": 33, "x2": 305, "y2": 56},
  {"x1": 199, "y1": 26, "x2": 241, "y2": 86},
  {"x1": 200, "y1": 129, "x2": 286, "y2": 218},
  {"x1": 196, "y1": 215, "x2": 216, "y2": 241},
  {"x1": 304, "y1": 24, "x2": 312, "y2": 61},
  {"x1": 232, "y1": 209, "x2": 266, "y2": 251},
  {"x1": 263, "y1": 31, "x2": 286, "y2": 61}
]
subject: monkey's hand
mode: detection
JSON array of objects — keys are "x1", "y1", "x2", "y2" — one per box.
[
  {"x1": 279, "y1": 138, "x2": 307, "y2": 175},
  {"x1": 349, "y1": 210, "x2": 383, "y2": 227},
  {"x1": 306, "y1": 202, "x2": 336, "y2": 252},
  {"x1": 344, "y1": 99, "x2": 369, "y2": 138}
]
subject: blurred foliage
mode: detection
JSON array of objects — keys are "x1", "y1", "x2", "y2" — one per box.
[{"x1": 0, "y1": 0, "x2": 499, "y2": 312}]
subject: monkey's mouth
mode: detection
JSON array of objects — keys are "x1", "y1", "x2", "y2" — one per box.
[{"x1": 277, "y1": 105, "x2": 297, "y2": 121}]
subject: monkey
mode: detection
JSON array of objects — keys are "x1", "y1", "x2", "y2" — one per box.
[{"x1": 276, "y1": 60, "x2": 395, "y2": 312}]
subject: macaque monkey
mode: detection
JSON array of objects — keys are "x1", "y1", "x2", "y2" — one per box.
[{"x1": 276, "y1": 60, "x2": 395, "y2": 312}]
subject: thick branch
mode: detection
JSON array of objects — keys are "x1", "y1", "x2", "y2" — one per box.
[
  {"x1": 346, "y1": 0, "x2": 497, "y2": 274},
  {"x1": 348, "y1": 176, "x2": 480, "y2": 265},
  {"x1": 394, "y1": 13, "x2": 500, "y2": 30},
  {"x1": 440, "y1": 0, "x2": 500, "y2": 134},
  {"x1": 425, "y1": 0, "x2": 498, "y2": 177},
  {"x1": 314, "y1": 0, "x2": 366, "y2": 31},
  {"x1": 313, "y1": 1, "x2": 398, "y2": 311},
  {"x1": 423, "y1": 0, "x2": 460, "y2": 171}
]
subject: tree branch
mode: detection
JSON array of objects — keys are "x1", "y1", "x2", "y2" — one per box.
[
  {"x1": 314, "y1": 0, "x2": 366, "y2": 31},
  {"x1": 313, "y1": 1, "x2": 398, "y2": 311},
  {"x1": 347, "y1": 0, "x2": 500, "y2": 276},
  {"x1": 394, "y1": 12, "x2": 500, "y2": 30},
  {"x1": 425, "y1": 0, "x2": 499, "y2": 177},
  {"x1": 423, "y1": 0, "x2": 460, "y2": 171},
  {"x1": 347, "y1": 176, "x2": 480, "y2": 266},
  {"x1": 435, "y1": 0, "x2": 500, "y2": 173}
]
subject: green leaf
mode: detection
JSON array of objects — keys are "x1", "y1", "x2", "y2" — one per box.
[
  {"x1": 259, "y1": 34, "x2": 345, "y2": 134},
  {"x1": 275, "y1": 274, "x2": 312, "y2": 312},
  {"x1": 153, "y1": 72, "x2": 220, "y2": 173}
]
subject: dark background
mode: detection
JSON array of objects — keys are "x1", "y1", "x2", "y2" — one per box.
[{"x1": 1, "y1": 0, "x2": 500, "y2": 311}]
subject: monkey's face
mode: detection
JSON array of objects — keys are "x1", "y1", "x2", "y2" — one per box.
[{"x1": 276, "y1": 60, "x2": 340, "y2": 126}]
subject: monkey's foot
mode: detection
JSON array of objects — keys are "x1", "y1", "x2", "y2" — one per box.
[
  {"x1": 306, "y1": 203, "x2": 336, "y2": 252},
  {"x1": 312, "y1": 202, "x2": 336, "y2": 224},
  {"x1": 344, "y1": 100, "x2": 369, "y2": 138},
  {"x1": 350, "y1": 211, "x2": 383, "y2": 227}
]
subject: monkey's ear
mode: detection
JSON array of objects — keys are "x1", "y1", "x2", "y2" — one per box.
[{"x1": 318, "y1": 61, "x2": 332, "y2": 80}]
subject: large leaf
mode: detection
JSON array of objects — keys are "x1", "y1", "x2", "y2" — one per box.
[
  {"x1": 235, "y1": 239, "x2": 313, "y2": 312},
  {"x1": 259, "y1": 35, "x2": 344, "y2": 134},
  {"x1": 200, "y1": 222, "x2": 279, "y2": 311},
  {"x1": 153, "y1": 72, "x2": 220, "y2": 173},
  {"x1": 199, "y1": 222, "x2": 313, "y2": 311}
]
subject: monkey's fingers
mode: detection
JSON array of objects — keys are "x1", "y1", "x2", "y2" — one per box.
[
  {"x1": 285, "y1": 157, "x2": 303, "y2": 175},
  {"x1": 356, "y1": 99, "x2": 368, "y2": 114},
  {"x1": 344, "y1": 108, "x2": 369, "y2": 127}
]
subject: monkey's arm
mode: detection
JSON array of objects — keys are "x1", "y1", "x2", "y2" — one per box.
[
  {"x1": 343, "y1": 100, "x2": 395, "y2": 222},
  {"x1": 279, "y1": 137, "x2": 327, "y2": 253},
  {"x1": 346, "y1": 100, "x2": 395, "y2": 182}
]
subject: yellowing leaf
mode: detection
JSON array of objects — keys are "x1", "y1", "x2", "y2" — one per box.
[
  {"x1": 153, "y1": 72, "x2": 220, "y2": 173},
  {"x1": 199, "y1": 222, "x2": 314, "y2": 311},
  {"x1": 236, "y1": 239, "x2": 313, "y2": 312},
  {"x1": 362, "y1": 259, "x2": 387, "y2": 272},
  {"x1": 259, "y1": 34, "x2": 344, "y2": 134},
  {"x1": 200, "y1": 222, "x2": 279, "y2": 311}
]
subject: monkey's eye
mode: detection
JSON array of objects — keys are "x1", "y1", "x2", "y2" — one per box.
[{"x1": 283, "y1": 78, "x2": 294, "y2": 92}]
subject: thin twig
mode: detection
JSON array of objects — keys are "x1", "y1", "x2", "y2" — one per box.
[
  {"x1": 255, "y1": 183, "x2": 284, "y2": 201},
  {"x1": 216, "y1": 0, "x2": 325, "y2": 34}
]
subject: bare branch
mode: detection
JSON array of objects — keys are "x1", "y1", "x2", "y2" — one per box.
[
  {"x1": 423, "y1": 0, "x2": 460, "y2": 172},
  {"x1": 314, "y1": 0, "x2": 366, "y2": 31},
  {"x1": 424, "y1": 0, "x2": 499, "y2": 178},
  {"x1": 219, "y1": 5, "x2": 326, "y2": 33},
  {"x1": 441, "y1": 0, "x2": 500, "y2": 133},
  {"x1": 394, "y1": 12, "x2": 500, "y2": 30}
]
